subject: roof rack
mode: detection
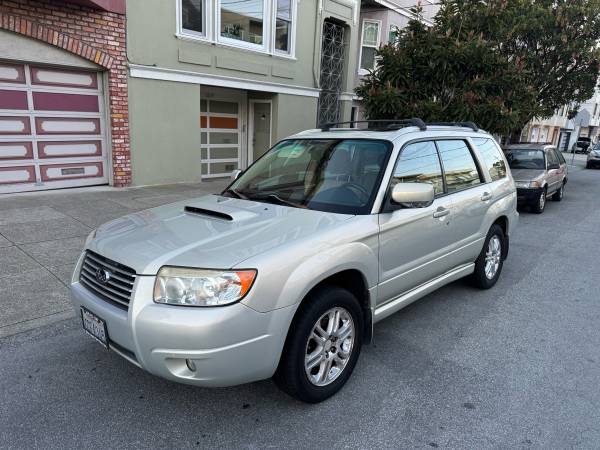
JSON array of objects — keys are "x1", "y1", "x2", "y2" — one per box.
[
  {"x1": 427, "y1": 121, "x2": 479, "y2": 131},
  {"x1": 320, "y1": 118, "x2": 481, "y2": 132},
  {"x1": 320, "y1": 118, "x2": 427, "y2": 132}
]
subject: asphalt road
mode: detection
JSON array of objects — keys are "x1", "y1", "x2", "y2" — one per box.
[{"x1": 1, "y1": 160, "x2": 600, "y2": 449}]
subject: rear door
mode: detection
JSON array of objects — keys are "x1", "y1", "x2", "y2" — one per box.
[
  {"x1": 378, "y1": 140, "x2": 455, "y2": 304},
  {"x1": 545, "y1": 148, "x2": 560, "y2": 193},
  {"x1": 435, "y1": 139, "x2": 489, "y2": 264}
]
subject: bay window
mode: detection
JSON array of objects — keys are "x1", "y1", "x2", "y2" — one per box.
[{"x1": 178, "y1": 0, "x2": 296, "y2": 57}]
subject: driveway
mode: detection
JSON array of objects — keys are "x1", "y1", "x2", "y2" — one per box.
[
  {"x1": 0, "y1": 180, "x2": 228, "y2": 337},
  {"x1": 2, "y1": 160, "x2": 600, "y2": 449}
]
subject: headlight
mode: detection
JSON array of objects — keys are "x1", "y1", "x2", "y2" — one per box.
[
  {"x1": 515, "y1": 181, "x2": 540, "y2": 189},
  {"x1": 153, "y1": 267, "x2": 257, "y2": 306}
]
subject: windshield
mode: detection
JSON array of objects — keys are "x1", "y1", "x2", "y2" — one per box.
[
  {"x1": 224, "y1": 139, "x2": 392, "y2": 214},
  {"x1": 505, "y1": 149, "x2": 545, "y2": 170}
]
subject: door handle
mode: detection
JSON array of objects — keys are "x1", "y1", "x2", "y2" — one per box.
[
  {"x1": 481, "y1": 192, "x2": 492, "y2": 201},
  {"x1": 433, "y1": 207, "x2": 450, "y2": 218}
]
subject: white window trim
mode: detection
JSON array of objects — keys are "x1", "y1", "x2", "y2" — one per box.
[
  {"x1": 217, "y1": 0, "x2": 270, "y2": 52},
  {"x1": 358, "y1": 19, "x2": 382, "y2": 76},
  {"x1": 271, "y1": 0, "x2": 297, "y2": 57},
  {"x1": 175, "y1": 0, "x2": 297, "y2": 59},
  {"x1": 177, "y1": 0, "x2": 212, "y2": 42}
]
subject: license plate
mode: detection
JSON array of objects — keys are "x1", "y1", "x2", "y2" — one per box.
[{"x1": 80, "y1": 307, "x2": 109, "y2": 349}]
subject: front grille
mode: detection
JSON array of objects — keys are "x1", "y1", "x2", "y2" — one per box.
[{"x1": 79, "y1": 250, "x2": 136, "y2": 310}]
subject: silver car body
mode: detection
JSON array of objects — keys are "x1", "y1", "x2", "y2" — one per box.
[{"x1": 71, "y1": 126, "x2": 519, "y2": 387}]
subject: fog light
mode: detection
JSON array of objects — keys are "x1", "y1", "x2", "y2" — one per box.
[{"x1": 185, "y1": 359, "x2": 197, "y2": 372}]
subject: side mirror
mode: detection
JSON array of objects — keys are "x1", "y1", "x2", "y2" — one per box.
[
  {"x1": 391, "y1": 183, "x2": 434, "y2": 207},
  {"x1": 230, "y1": 169, "x2": 242, "y2": 181}
]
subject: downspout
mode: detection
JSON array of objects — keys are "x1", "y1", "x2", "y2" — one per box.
[{"x1": 313, "y1": 0, "x2": 323, "y2": 88}]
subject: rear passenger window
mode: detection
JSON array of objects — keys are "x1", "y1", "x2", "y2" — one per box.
[
  {"x1": 556, "y1": 150, "x2": 566, "y2": 165},
  {"x1": 392, "y1": 141, "x2": 444, "y2": 195},
  {"x1": 472, "y1": 138, "x2": 507, "y2": 181},
  {"x1": 436, "y1": 140, "x2": 482, "y2": 192},
  {"x1": 546, "y1": 149, "x2": 559, "y2": 167}
]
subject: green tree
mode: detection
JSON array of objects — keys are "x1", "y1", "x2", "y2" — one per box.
[{"x1": 357, "y1": 1, "x2": 600, "y2": 134}]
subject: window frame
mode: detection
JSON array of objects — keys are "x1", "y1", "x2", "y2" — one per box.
[
  {"x1": 271, "y1": 0, "x2": 297, "y2": 57},
  {"x1": 358, "y1": 19, "x2": 382, "y2": 75},
  {"x1": 177, "y1": 0, "x2": 211, "y2": 41}
]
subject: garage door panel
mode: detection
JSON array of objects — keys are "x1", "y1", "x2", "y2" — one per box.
[
  {"x1": 0, "y1": 142, "x2": 33, "y2": 160},
  {"x1": 40, "y1": 162, "x2": 103, "y2": 181},
  {"x1": 0, "y1": 63, "x2": 25, "y2": 84},
  {"x1": 32, "y1": 92, "x2": 100, "y2": 112},
  {"x1": 0, "y1": 116, "x2": 31, "y2": 135},
  {"x1": 30, "y1": 66, "x2": 98, "y2": 89},
  {"x1": 0, "y1": 90, "x2": 28, "y2": 110},
  {"x1": 38, "y1": 140, "x2": 102, "y2": 158},
  {"x1": 35, "y1": 117, "x2": 101, "y2": 135},
  {"x1": 0, "y1": 165, "x2": 35, "y2": 184}
]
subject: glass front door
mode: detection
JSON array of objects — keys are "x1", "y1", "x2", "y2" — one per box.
[{"x1": 249, "y1": 100, "x2": 272, "y2": 163}]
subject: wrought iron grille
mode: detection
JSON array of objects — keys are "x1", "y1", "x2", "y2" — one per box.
[{"x1": 317, "y1": 21, "x2": 346, "y2": 127}]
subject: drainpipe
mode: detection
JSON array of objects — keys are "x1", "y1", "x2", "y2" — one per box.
[{"x1": 313, "y1": 0, "x2": 323, "y2": 88}]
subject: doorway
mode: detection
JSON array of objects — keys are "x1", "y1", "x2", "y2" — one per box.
[{"x1": 248, "y1": 100, "x2": 272, "y2": 164}]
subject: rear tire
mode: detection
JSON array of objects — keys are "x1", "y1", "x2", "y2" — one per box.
[
  {"x1": 552, "y1": 182, "x2": 564, "y2": 202},
  {"x1": 470, "y1": 224, "x2": 505, "y2": 289},
  {"x1": 274, "y1": 286, "x2": 363, "y2": 403},
  {"x1": 531, "y1": 188, "x2": 547, "y2": 214}
]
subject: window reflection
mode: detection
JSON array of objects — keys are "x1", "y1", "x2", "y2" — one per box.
[
  {"x1": 392, "y1": 141, "x2": 444, "y2": 194},
  {"x1": 437, "y1": 140, "x2": 482, "y2": 192},
  {"x1": 221, "y1": 0, "x2": 264, "y2": 45}
]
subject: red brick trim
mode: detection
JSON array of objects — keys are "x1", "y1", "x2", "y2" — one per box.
[{"x1": 0, "y1": 12, "x2": 115, "y2": 69}]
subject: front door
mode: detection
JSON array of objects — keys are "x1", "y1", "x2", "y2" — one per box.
[
  {"x1": 378, "y1": 141, "x2": 455, "y2": 305},
  {"x1": 248, "y1": 100, "x2": 272, "y2": 164}
]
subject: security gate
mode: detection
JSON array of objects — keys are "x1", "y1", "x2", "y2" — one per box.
[
  {"x1": 317, "y1": 20, "x2": 346, "y2": 127},
  {"x1": 0, "y1": 62, "x2": 108, "y2": 193}
]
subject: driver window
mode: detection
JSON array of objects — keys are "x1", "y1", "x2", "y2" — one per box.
[
  {"x1": 546, "y1": 149, "x2": 559, "y2": 168},
  {"x1": 392, "y1": 141, "x2": 444, "y2": 195}
]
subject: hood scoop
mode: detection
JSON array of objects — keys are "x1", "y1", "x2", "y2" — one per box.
[{"x1": 184, "y1": 206, "x2": 234, "y2": 221}]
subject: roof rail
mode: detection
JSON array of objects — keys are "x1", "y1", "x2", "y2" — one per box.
[
  {"x1": 321, "y1": 118, "x2": 427, "y2": 132},
  {"x1": 427, "y1": 121, "x2": 479, "y2": 131}
]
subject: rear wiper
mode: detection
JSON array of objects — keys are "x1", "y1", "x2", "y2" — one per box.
[{"x1": 223, "y1": 188, "x2": 248, "y2": 200}]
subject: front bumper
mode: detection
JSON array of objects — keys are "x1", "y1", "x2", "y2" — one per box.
[
  {"x1": 516, "y1": 187, "x2": 543, "y2": 204},
  {"x1": 70, "y1": 269, "x2": 297, "y2": 387},
  {"x1": 587, "y1": 156, "x2": 600, "y2": 167}
]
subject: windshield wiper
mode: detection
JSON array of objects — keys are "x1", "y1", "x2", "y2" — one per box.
[
  {"x1": 253, "y1": 193, "x2": 306, "y2": 209},
  {"x1": 223, "y1": 188, "x2": 248, "y2": 200}
]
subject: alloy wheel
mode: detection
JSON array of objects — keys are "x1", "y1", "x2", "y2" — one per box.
[
  {"x1": 485, "y1": 235, "x2": 502, "y2": 280},
  {"x1": 539, "y1": 191, "x2": 546, "y2": 210},
  {"x1": 304, "y1": 307, "x2": 355, "y2": 387}
]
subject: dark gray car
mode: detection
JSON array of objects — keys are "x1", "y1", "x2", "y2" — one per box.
[{"x1": 503, "y1": 143, "x2": 568, "y2": 213}]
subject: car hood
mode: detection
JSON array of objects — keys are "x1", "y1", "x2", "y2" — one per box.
[
  {"x1": 89, "y1": 195, "x2": 353, "y2": 274},
  {"x1": 510, "y1": 168, "x2": 545, "y2": 182}
]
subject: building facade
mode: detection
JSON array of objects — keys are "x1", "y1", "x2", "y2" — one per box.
[
  {"x1": 126, "y1": 0, "x2": 361, "y2": 186},
  {"x1": 523, "y1": 89, "x2": 600, "y2": 151},
  {"x1": 0, "y1": 0, "x2": 129, "y2": 194},
  {"x1": 352, "y1": 0, "x2": 438, "y2": 121}
]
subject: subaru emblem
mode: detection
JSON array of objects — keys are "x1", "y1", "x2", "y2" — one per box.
[{"x1": 96, "y1": 267, "x2": 111, "y2": 284}]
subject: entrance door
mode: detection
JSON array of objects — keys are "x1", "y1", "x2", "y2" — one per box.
[
  {"x1": 248, "y1": 100, "x2": 272, "y2": 164},
  {"x1": 200, "y1": 87, "x2": 246, "y2": 179},
  {"x1": 0, "y1": 62, "x2": 108, "y2": 193}
]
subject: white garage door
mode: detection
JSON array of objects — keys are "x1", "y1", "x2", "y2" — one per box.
[{"x1": 0, "y1": 62, "x2": 108, "y2": 194}]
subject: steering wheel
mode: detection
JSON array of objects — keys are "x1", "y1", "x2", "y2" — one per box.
[{"x1": 341, "y1": 182, "x2": 370, "y2": 203}]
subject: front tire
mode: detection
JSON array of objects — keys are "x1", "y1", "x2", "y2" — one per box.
[
  {"x1": 274, "y1": 286, "x2": 363, "y2": 403},
  {"x1": 531, "y1": 188, "x2": 547, "y2": 214},
  {"x1": 470, "y1": 224, "x2": 505, "y2": 289},
  {"x1": 552, "y1": 182, "x2": 564, "y2": 201}
]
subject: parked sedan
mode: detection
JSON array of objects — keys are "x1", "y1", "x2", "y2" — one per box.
[
  {"x1": 503, "y1": 143, "x2": 568, "y2": 214},
  {"x1": 586, "y1": 145, "x2": 600, "y2": 168},
  {"x1": 574, "y1": 137, "x2": 592, "y2": 154}
]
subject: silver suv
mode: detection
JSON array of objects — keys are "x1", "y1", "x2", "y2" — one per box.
[{"x1": 71, "y1": 119, "x2": 518, "y2": 403}]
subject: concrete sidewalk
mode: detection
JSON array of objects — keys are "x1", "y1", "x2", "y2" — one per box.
[{"x1": 0, "y1": 180, "x2": 229, "y2": 338}]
